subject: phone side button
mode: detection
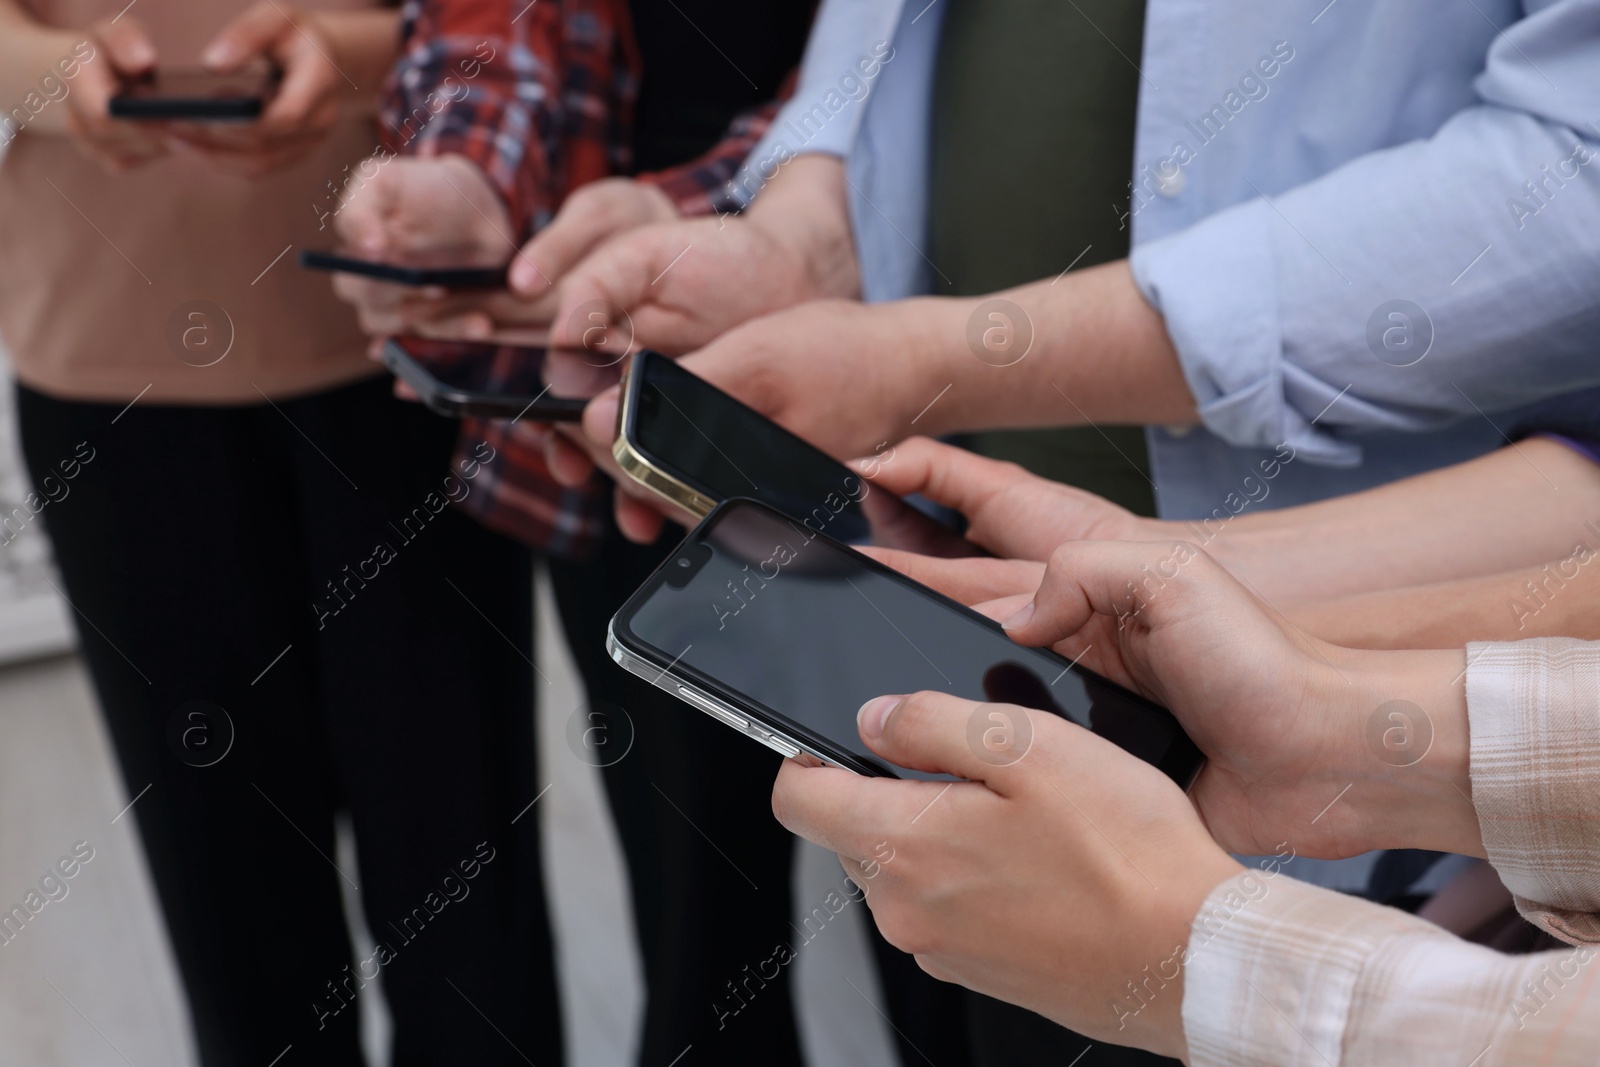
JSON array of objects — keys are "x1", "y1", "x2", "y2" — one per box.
[
  {"x1": 676, "y1": 686, "x2": 749, "y2": 730},
  {"x1": 749, "y1": 728, "x2": 801, "y2": 759}
]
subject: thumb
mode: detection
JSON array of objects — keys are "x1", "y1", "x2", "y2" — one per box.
[
  {"x1": 200, "y1": 1, "x2": 288, "y2": 70},
  {"x1": 549, "y1": 226, "x2": 682, "y2": 348},
  {"x1": 334, "y1": 165, "x2": 400, "y2": 256},
  {"x1": 95, "y1": 16, "x2": 158, "y2": 76},
  {"x1": 1002, "y1": 539, "x2": 1225, "y2": 647},
  {"x1": 581, "y1": 385, "x2": 620, "y2": 451},
  {"x1": 857, "y1": 691, "x2": 1027, "y2": 790}
]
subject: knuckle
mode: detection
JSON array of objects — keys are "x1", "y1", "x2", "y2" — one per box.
[
  {"x1": 1046, "y1": 540, "x2": 1080, "y2": 572},
  {"x1": 884, "y1": 692, "x2": 938, "y2": 742},
  {"x1": 873, "y1": 906, "x2": 934, "y2": 957}
]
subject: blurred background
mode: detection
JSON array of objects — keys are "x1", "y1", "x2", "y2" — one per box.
[{"x1": 0, "y1": 338, "x2": 899, "y2": 1067}]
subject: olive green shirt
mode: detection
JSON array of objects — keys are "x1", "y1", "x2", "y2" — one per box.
[{"x1": 928, "y1": 0, "x2": 1155, "y2": 514}]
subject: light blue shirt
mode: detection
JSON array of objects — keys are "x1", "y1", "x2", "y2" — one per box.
[{"x1": 733, "y1": 0, "x2": 1600, "y2": 519}]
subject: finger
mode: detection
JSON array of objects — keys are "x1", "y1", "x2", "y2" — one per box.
[
  {"x1": 857, "y1": 691, "x2": 1028, "y2": 791},
  {"x1": 771, "y1": 759, "x2": 937, "y2": 861},
  {"x1": 333, "y1": 168, "x2": 400, "y2": 256},
  {"x1": 614, "y1": 487, "x2": 666, "y2": 544},
  {"x1": 256, "y1": 35, "x2": 334, "y2": 140},
  {"x1": 542, "y1": 350, "x2": 618, "y2": 402},
  {"x1": 544, "y1": 431, "x2": 596, "y2": 488},
  {"x1": 582, "y1": 386, "x2": 621, "y2": 450},
  {"x1": 847, "y1": 437, "x2": 1020, "y2": 523},
  {"x1": 95, "y1": 16, "x2": 158, "y2": 76},
  {"x1": 856, "y1": 548, "x2": 1044, "y2": 608},
  {"x1": 1002, "y1": 539, "x2": 1224, "y2": 646},
  {"x1": 771, "y1": 760, "x2": 874, "y2": 858},
  {"x1": 200, "y1": 1, "x2": 287, "y2": 70},
  {"x1": 513, "y1": 184, "x2": 626, "y2": 294},
  {"x1": 971, "y1": 592, "x2": 1033, "y2": 625},
  {"x1": 548, "y1": 226, "x2": 683, "y2": 347},
  {"x1": 414, "y1": 310, "x2": 495, "y2": 340}
]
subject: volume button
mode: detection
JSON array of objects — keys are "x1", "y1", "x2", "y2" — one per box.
[{"x1": 677, "y1": 686, "x2": 748, "y2": 730}]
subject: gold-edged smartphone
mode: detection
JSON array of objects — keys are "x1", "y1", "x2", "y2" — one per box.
[{"x1": 611, "y1": 351, "x2": 981, "y2": 557}]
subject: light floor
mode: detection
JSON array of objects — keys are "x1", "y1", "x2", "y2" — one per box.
[{"x1": 0, "y1": 571, "x2": 898, "y2": 1067}]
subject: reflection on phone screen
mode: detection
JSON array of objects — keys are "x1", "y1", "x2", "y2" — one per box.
[{"x1": 620, "y1": 501, "x2": 1194, "y2": 781}]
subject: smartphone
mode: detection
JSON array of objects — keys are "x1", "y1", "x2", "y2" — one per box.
[
  {"x1": 109, "y1": 68, "x2": 278, "y2": 121},
  {"x1": 382, "y1": 338, "x2": 591, "y2": 421},
  {"x1": 300, "y1": 248, "x2": 510, "y2": 290},
  {"x1": 614, "y1": 350, "x2": 979, "y2": 558},
  {"x1": 608, "y1": 498, "x2": 1205, "y2": 786}
]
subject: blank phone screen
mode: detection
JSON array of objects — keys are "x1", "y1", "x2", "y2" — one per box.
[
  {"x1": 617, "y1": 501, "x2": 1198, "y2": 782},
  {"x1": 630, "y1": 353, "x2": 979, "y2": 558}
]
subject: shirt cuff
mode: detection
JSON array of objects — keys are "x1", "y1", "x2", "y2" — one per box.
[
  {"x1": 1182, "y1": 873, "x2": 1379, "y2": 1066},
  {"x1": 1182, "y1": 872, "x2": 1516, "y2": 1067},
  {"x1": 1131, "y1": 200, "x2": 1360, "y2": 468},
  {"x1": 1467, "y1": 638, "x2": 1600, "y2": 946}
]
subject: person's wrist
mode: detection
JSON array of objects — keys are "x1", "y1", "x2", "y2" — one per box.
[
  {"x1": 747, "y1": 197, "x2": 858, "y2": 303},
  {"x1": 1335, "y1": 647, "x2": 1481, "y2": 857},
  {"x1": 894, "y1": 295, "x2": 1003, "y2": 438},
  {"x1": 1111, "y1": 848, "x2": 1243, "y2": 1060}
]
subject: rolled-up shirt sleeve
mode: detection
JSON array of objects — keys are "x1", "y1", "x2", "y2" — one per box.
[
  {"x1": 1467, "y1": 637, "x2": 1600, "y2": 944},
  {"x1": 1132, "y1": 0, "x2": 1600, "y2": 466},
  {"x1": 1183, "y1": 636, "x2": 1600, "y2": 1065}
]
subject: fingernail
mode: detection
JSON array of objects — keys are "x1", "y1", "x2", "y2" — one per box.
[
  {"x1": 509, "y1": 260, "x2": 536, "y2": 293},
  {"x1": 1002, "y1": 602, "x2": 1035, "y2": 631},
  {"x1": 199, "y1": 43, "x2": 231, "y2": 67},
  {"x1": 857, "y1": 696, "x2": 902, "y2": 741}
]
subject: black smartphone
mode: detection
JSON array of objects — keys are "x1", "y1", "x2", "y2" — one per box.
[
  {"x1": 382, "y1": 338, "x2": 591, "y2": 421},
  {"x1": 609, "y1": 498, "x2": 1205, "y2": 786},
  {"x1": 300, "y1": 248, "x2": 510, "y2": 289},
  {"x1": 109, "y1": 68, "x2": 278, "y2": 121},
  {"x1": 614, "y1": 350, "x2": 980, "y2": 558}
]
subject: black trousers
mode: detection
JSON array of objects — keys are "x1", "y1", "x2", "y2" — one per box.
[
  {"x1": 17, "y1": 378, "x2": 561, "y2": 1067},
  {"x1": 551, "y1": 527, "x2": 981, "y2": 1067},
  {"x1": 548, "y1": 530, "x2": 808, "y2": 1064}
]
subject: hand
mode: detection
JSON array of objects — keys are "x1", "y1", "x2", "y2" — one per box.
[
  {"x1": 547, "y1": 153, "x2": 860, "y2": 357},
  {"x1": 399, "y1": 177, "x2": 681, "y2": 343},
  {"x1": 56, "y1": 18, "x2": 169, "y2": 171},
  {"x1": 771, "y1": 689, "x2": 1239, "y2": 1059},
  {"x1": 992, "y1": 539, "x2": 1480, "y2": 861},
  {"x1": 855, "y1": 436, "x2": 1146, "y2": 559},
  {"x1": 330, "y1": 155, "x2": 517, "y2": 334},
  {"x1": 166, "y1": 3, "x2": 348, "y2": 176},
  {"x1": 668, "y1": 298, "x2": 940, "y2": 461}
]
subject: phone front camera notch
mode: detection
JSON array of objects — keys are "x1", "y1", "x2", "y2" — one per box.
[{"x1": 665, "y1": 541, "x2": 713, "y2": 589}]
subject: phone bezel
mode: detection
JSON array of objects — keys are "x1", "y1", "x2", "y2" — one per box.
[
  {"x1": 380, "y1": 339, "x2": 587, "y2": 422},
  {"x1": 613, "y1": 350, "x2": 727, "y2": 518},
  {"x1": 109, "y1": 68, "x2": 278, "y2": 121},
  {"x1": 609, "y1": 498, "x2": 1207, "y2": 786},
  {"x1": 299, "y1": 249, "x2": 510, "y2": 290}
]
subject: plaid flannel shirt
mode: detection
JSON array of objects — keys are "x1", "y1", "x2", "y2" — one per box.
[
  {"x1": 380, "y1": 0, "x2": 787, "y2": 555},
  {"x1": 1181, "y1": 638, "x2": 1600, "y2": 1066}
]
